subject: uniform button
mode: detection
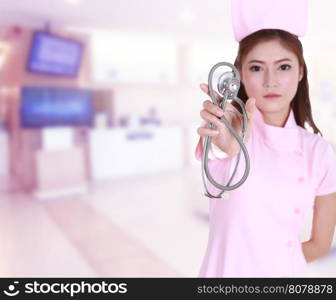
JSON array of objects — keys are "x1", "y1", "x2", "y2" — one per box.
[
  {"x1": 294, "y1": 208, "x2": 301, "y2": 214},
  {"x1": 298, "y1": 177, "x2": 305, "y2": 183}
]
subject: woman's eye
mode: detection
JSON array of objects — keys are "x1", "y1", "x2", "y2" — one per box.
[
  {"x1": 249, "y1": 65, "x2": 261, "y2": 72},
  {"x1": 280, "y1": 64, "x2": 291, "y2": 70}
]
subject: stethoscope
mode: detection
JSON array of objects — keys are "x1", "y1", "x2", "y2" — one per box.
[{"x1": 201, "y1": 62, "x2": 250, "y2": 199}]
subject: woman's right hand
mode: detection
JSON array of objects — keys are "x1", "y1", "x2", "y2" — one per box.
[{"x1": 197, "y1": 83, "x2": 256, "y2": 157}]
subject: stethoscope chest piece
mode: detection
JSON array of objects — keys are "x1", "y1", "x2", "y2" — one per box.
[{"x1": 217, "y1": 71, "x2": 240, "y2": 99}]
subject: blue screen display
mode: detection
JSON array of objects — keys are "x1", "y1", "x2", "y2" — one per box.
[
  {"x1": 27, "y1": 31, "x2": 84, "y2": 77},
  {"x1": 21, "y1": 87, "x2": 93, "y2": 128}
]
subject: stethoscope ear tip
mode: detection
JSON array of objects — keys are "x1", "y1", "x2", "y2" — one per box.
[
  {"x1": 221, "y1": 192, "x2": 230, "y2": 200},
  {"x1": 203, "y1": 192, "x2": 230, "y2": 200}
]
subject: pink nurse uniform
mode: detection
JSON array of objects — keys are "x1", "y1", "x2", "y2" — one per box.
[{"x1": 195, "y1": 106, "x2": 336, "y2": 277}]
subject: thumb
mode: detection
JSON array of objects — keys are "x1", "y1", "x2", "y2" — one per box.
[{"x1": 245, "y1": 97, "x2": 256, "y2": 117}]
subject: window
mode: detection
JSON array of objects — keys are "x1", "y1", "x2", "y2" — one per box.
[{"x1": 91, "y1": 31, "x2": 177, "y2": 84}]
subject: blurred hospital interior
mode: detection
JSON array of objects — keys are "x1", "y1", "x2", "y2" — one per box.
[{"x1": 0, "y1": 0, "x2": 335, "y2": 277}]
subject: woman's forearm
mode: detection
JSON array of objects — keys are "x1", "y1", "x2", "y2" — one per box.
[{"x1": 301, "y1": 240, "x2": 328, "y2": 263}]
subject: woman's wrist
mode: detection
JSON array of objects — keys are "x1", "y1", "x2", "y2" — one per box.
[{"x1": 301, "y1": 240, "x2": 327, "y2": 263}]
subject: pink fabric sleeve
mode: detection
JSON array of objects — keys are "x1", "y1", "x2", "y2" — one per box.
[
  {"x1": 195, "y1": 120, "x2": 207, "y2": 161},
  {"x1": 195, "y1": 137, "x2": 204, "y2": 161},
  {"x1": 315, "y1": 142, "x2": 336, "y2": 196}
]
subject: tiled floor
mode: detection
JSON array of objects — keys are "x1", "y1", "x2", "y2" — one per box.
[{"x1": 0, "y1": 166, "x2": 335, "y2": 277}]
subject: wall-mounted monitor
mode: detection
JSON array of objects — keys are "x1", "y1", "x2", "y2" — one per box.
[
  {"x1": 26, "y1": 30, "x2": 84, "y2": 77},
  {"x1": 20, "y1": 87, "x2": 93, "y2": 128}
]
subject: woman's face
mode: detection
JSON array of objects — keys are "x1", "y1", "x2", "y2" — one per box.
[{"x1": 240, "y1": 39, "x2": 303, "y2": 118}]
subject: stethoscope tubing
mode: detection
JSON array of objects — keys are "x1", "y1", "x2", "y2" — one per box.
[{"x1": 201, "y1": 62, "x2": 251, "y2": 198}]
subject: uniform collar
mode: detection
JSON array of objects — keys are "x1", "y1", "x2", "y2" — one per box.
[{"x1": 253, "y1": 106, "x2": 303, "y2": 153}]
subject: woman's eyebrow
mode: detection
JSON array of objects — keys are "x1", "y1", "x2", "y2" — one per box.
[{"x1": 247, "y1": 58, "x2": 292, "y2": 64}]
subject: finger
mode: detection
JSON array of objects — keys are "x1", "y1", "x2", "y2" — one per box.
[
  {"x1": 197, "y1": 127, "x2": 219, "y2": 137},
  {"x1": 203, "y1": 100, "x2": 224, "y2": 118},
  {"x1": 200, "y1": 109, "x2": 223, "y2": 127},
  {"x1": 200, "y1": 83, "x2": 209, "y2": 94},
  {"x1": 223, "y1": 102, "x2": 241, "y2": 115},
  {"x1": 200, "y1": 83, "x2": 222, "y2": 101}
]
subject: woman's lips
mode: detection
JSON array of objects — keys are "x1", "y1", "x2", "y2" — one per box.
[{"x1": 264, "y1": 94, "x2": 281, "y2": 99}]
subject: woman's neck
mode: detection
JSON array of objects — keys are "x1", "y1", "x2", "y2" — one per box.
[{"x1": 262, "y1": 109, "x2": 290, "y2": 128}]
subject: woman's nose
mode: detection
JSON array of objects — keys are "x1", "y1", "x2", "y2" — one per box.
[{"x1": 263, "y1": 70, "x2": 278, "y2": 88}]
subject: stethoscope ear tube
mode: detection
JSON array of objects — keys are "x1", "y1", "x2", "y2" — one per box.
[{"x1": 201, "y1": 62, "x2": 250, "y2": 199}]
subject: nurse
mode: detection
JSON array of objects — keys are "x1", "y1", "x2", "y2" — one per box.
[{"x1": 196, "y1": 0, "x2": 336, "y2": 277}]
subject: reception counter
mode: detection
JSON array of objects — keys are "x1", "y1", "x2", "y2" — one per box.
[{"x1": 89, "y1": 127, "x2": 184, "y2": 181}]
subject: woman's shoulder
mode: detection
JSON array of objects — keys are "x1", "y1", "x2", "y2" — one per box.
[{"x1": 298, "y1": 126, "x2": 335, "y2": 156}]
